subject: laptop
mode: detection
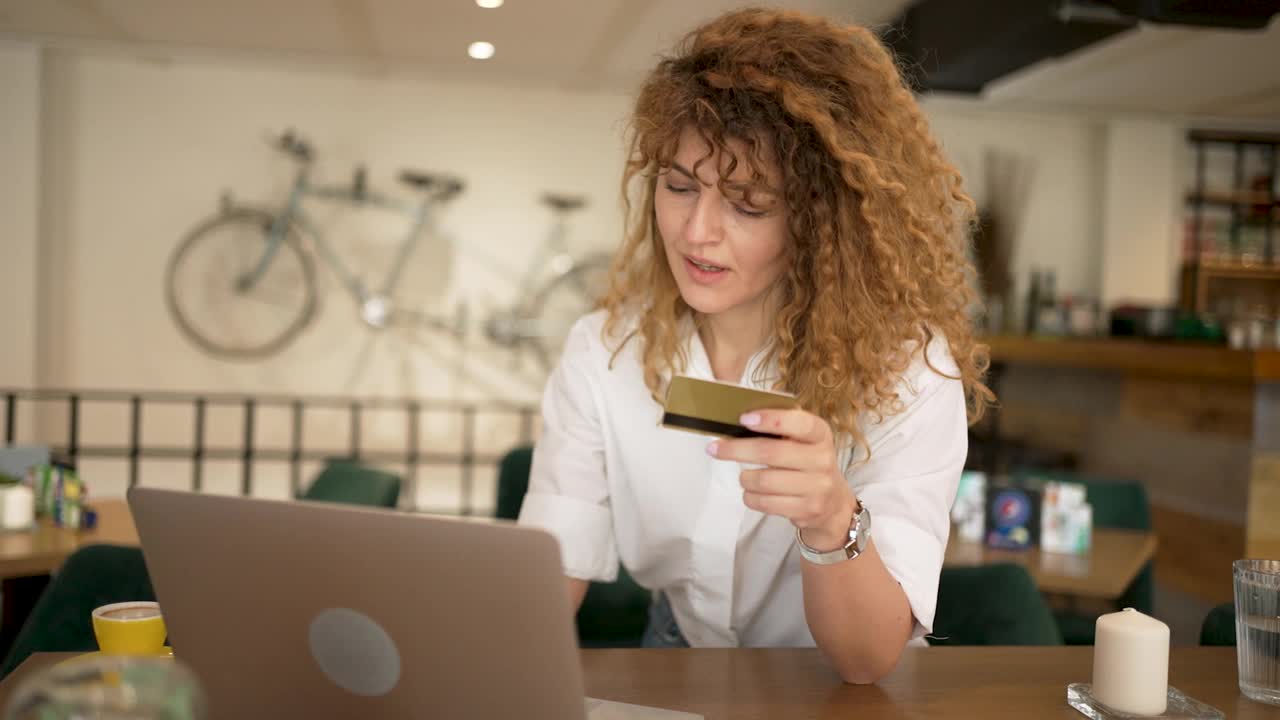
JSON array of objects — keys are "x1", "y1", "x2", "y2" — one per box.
[{"x1": 128, "y1": 487, "x2": 588, "y2": 719}]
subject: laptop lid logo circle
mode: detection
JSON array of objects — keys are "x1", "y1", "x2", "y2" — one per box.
[{"x1": 308, "y1": 607, "x2": 401, "y2": 696}]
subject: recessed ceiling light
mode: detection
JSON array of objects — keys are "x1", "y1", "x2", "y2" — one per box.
[
  {"x1": 476, "y1": 0, "x2": 504, "y2": 8},
  {"x1": 468, "y1": 41, "x2": 495, "y2": 60}
]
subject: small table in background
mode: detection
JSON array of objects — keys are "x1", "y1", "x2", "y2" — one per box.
[
  {"x1": 0, "y1": 499, "x2": 137, "y2": 661},
  {"x1": 944, "y1": 527, "x2": 1158, "y2": 601}
]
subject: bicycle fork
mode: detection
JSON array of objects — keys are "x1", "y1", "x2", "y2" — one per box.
[
  {"x1": 379, "y1": 200, "x2": 432, "y2": 301},
  {"x1": 236, "y1": 210, "x2": 291, "y2": 293},
  {"x1": 238, "y1": 182, "x2": 370, "y2": 306},
  {"x1": 355, "y1": 199, "x2": 435, "y2": 330}
]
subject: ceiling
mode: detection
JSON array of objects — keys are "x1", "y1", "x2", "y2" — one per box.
[
  {"x1": 0, "y1": 0, "x2": 1277, "y2": 122},
  {"x1": 0, "y1": 0, "x2": 909, "y2": 91},
  {"x1": 984, "y1": 16, "x2": 1280, "y2": 122}
]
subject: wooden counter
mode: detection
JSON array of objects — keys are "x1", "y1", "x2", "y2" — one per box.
[
  {"x1": 978, "y1": 335, "x2": 1280, "y2": 600},
  {"x1": 986, "y1": 335, "x2": 1280, "y2": 383}
]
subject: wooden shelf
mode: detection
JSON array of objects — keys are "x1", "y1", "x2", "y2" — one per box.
[
  {"x1": 1180, "y1": 261, "x2": 1280, "y2": 314},
  {"x1": 1237, "y1": 214, "x2": 1280, "y2": 226},
  {"x1": 1185, "y1": 191, "x2": 1278, "y2": 207},
  {"x1": 1191, "y1": 261, "x2": 1280, "y2": 280},
  {"x1": 1188, "y1": 129, "x2": 1280, "y2": 146},
  {"x1": 1182, "y1": 130, "x2": 1279, "y2": 314},
  {"x1": 985, "y1": 336, "x2": 1280, "y2": 383}
]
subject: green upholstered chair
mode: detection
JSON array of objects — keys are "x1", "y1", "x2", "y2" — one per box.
[
  {"x1": 930, "y1": 563, "x2": 1064, "y2": 645},
  {"x1": 1014, "y1": 470, "x2": 1154, "y2": 645},
  {"x1": 1199, "y1": 602, "x2": 1236, "y2": 646},
  {"x1": 4, "y1": 462, "x2": 398, "y2": 680},
  {"x1": 1, "y1": 545, "x2": 155, "y2": 678},
  {"x1": 496, "y1": 446, "x2": 651, "y2": 648},
  {"x1": 301, "y1": 459, "x2": 401, "y2": 509}
]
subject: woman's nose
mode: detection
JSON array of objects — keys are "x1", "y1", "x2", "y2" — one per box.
[{"x1": 684, "y1": 191, "x2": 724, "y2": 246}]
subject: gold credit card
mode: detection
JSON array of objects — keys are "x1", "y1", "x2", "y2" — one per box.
[{"x1": 661, "y1": 375, "x2": 799, "y2": 439}]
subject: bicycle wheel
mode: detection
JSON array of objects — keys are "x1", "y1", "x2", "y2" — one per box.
[
  {"x1": 166, "y1": 209, "x2": 317, "y2": 359},
  {"x1": 526, "y1": 252, "x2": 614, "y2": 371}
]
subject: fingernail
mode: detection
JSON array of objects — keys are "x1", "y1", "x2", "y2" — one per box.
[
  {"x1": 706, "y1": 441, "x2": 719, "y2": 457},
  {"x1": 740, "y1": 413, "x2": 761, "y2": 427}
]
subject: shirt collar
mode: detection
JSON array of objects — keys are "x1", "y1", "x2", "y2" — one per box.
[{"x1": 681, "y1": 315, "x2": 779, "y2": 389}]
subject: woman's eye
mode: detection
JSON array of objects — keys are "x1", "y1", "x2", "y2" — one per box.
[
  {"x1": 735, "y1": 205, "x2": 767, "y2": 218},
  {"x1": 664, "y1": 182, "x2": 694, "y2": 194}
]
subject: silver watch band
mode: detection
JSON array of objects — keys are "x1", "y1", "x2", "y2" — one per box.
[{"x1": 796, "y1": 502, "x2": 871, "y2": 565}]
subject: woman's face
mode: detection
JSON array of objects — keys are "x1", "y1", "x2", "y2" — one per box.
[{"x1": 655, "y1": 126, "x2": 789, "y2": 321}]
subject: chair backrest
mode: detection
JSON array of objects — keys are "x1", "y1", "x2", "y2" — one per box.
[
  {"x1": 495, "y1": 447, "x2": 534, "y2": 521},
  {"x1": 930, "y1": 563, "x2": 1063, "y2": 645},
  {"x1": 1013, "y1": 469, "x2": 1151, "y2": 531},
  {"x1": 1008, "y1": 469, "x2": 1156, "y2": 645},
  {"x1": 1200, "y1": 602, "x2": 1236, "y2": 646},
  {"x1": 0, "y1": 445, "x2": 50, "y2": 482},
  {"x1": 1, "y1": 544, "x2": 155, "y2": 678},
  {"x1": 495, "y1": 446, "x2": 651, "y2": 648},
  {"x1": 1014, "y1": 469, "x2": 1154, "y2": 617},
  {"x1": 1081, "y1": 480, "x2": 1151, "y2": 532},
  {"x1": 301, "y1": 459, "x2": 401, "y2": 509}
]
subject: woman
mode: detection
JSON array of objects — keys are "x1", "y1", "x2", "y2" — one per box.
[{"x1": 518, "y1": 8, "x2": 992, "y2": 684}]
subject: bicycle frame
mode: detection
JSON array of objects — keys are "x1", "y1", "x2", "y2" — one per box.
[
  {"x1": 512, "y1": 213, "x2": 573, "y2": 305},
  {"x1": 240, "y1": 165, "x2": 437, "y2": 305}
]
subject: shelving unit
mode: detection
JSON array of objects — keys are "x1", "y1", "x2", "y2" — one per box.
[
  {"x1": 1185, "y1": 190, "x2": 1279, "y2": 207},
  {"x1": 1180, "y1": 129, "x2": 1280, "y2": 315}
]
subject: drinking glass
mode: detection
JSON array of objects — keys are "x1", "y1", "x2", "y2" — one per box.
[{"x1": 1235, "y1": 559, "x2": 1280, "y2": 706}]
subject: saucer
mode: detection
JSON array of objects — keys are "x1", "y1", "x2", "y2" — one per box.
[
  {"x1": 57, "y1": 647, "x2": 174, "y2": 667},
  {"x1": 1067, "y1": 682, "x2": 1224, "y2": 719}
]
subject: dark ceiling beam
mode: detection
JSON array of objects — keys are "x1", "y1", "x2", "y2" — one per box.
[{"x1": 883, "y1": 0, "x2": 1280, "y2": 94}]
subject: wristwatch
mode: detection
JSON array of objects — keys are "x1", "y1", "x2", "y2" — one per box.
[{"x1": 796, "y1": 501, "x2": 871, "y2": 565}]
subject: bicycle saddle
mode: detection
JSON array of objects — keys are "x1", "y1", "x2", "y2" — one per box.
[
  {"x1": 541, "y1": 193, "x2": 587, "y2": 212},
  {"x1": 399, "y1": 171, "x2": 465, "y2": 198}
]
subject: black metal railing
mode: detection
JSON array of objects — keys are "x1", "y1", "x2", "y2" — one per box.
[{"x1": 1, "y1": 388, "x2": 539, "y2": 516}]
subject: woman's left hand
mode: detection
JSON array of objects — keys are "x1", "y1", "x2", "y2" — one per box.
[{"x1": 707, "y1": 408, "x2": 859, "y2": 552}]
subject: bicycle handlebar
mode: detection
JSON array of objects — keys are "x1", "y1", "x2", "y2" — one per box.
[
  {"x1": 265, "y1": 128, "x2": 313, "y2": 163},
  {"x1": 353, "y1": 166, "x2": 367, "y2": 201}
]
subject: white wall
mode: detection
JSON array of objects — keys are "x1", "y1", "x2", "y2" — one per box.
[
  {"x1": 0, "y1": 40, "x2": 41, "y2": 449},
  {"x1": 925, "y1": 98, "x2": 1108, "y2": 307},
  {"x1": 926, "y1": 98, "x2": 1194, "y2": 318},
  {"x1": 17, "y1": 47, "x2": 637, "y2": 506},
  {"x1": 1099, "y1": 120, "x2": 1182, "y2": 307},
  {"x1": 28, "y1": 51, "x2": 1133, "y2": 408},
  {"x1": 29, "y1": 48, "x2": 1187, "y2": 395},
  {"x1": 8, "y1": 45, "x2": 1192, "y2": 505},
  {"x1": 35, "y1": 49, "x2": 635, "y2": 408},
  {"x1": 0, "y1": 41, "x2": 40, "y2": 391}
]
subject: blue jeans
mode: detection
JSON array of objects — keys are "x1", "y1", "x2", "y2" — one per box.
[{"x1": 641, "y1": 591, "x2": 690, "y2": 648}]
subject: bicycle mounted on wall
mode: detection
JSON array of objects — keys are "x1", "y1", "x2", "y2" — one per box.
[{"x1": 166, "y1": 130, "x2": 612, "y2": 371}]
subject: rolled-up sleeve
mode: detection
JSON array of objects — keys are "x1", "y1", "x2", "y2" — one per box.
[
  {"x1": 846, "y1": 339, "x2": 966, "y2": 640},
  {"x1": 517, "y1": 318, "x2": 619, "y2": 582}
]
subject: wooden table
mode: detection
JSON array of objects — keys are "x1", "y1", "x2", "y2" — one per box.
[
  {"x1": 0, "y1": 499, "x2": 137, "y2": 660},
  {"x1": 0, "y1": 499, "x2": 137, "y2": 580},
  {"x1": 0, "y1": 647, "x2": 1260, "y2": 718},
  {"x1": 944, "y1": 528, "x2": 1157, "y2": 600},
  {"x1": 0, "y1": 501, "x2": 1159, "y2": 601}
]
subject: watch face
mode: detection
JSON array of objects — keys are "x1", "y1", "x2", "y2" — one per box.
[{"x1": 856, "y1": 507, "x2": 871, "y2": 549}]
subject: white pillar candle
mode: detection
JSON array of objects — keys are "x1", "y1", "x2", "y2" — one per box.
[
  {"x1": 1092, "y1": 608, "x2": 1169, "y2": 716},
  {"x1": 0, "y1": 484, "x2": 34, "y2": 531}
]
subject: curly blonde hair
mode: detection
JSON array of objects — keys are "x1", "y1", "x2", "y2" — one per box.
[{"x1": 601, "y1": 7, "x2": 994, "y2": 448}]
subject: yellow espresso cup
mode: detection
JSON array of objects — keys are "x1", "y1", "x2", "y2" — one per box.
[{"x1": 91, "y1": 601, "x2": 168, "y2": 656}]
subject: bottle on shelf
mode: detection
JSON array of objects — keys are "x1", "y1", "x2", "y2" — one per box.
[
  {"x1": 1024, "y1": 267, "x2": 1041, "y2": 336},
  {"x1": 1033, "y1": 269, "x2": 1064, "y2": 336}
]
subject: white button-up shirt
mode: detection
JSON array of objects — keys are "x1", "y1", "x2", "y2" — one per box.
[{"x1": 518, "y1": 311, "x2": 966, "y2": 648}]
